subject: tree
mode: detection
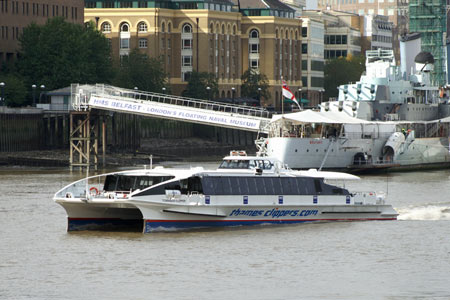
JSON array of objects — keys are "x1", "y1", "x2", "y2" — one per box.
[
  {"x1": 240, "y1": 69, "x2": 270, "y2": 104},
  {"x1": 17, "y1": 17, "x2": 113, "y2": 91},
  {"x1": 182, "y1": 71, "x2": 218, "y2": 100},
  {"x1": 112, "y1": 49, "x2": 167, "y2": 92},
  {"x1": 0, "y1": 74, "x2": 27, "y2": 107},
  {"x1": 324, "y1": 54, "x2": 365, "y2": 101}
]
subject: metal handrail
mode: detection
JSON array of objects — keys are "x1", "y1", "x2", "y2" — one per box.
[{"x1": 94, "y1": 84, "x2": 271, "y2": 120}]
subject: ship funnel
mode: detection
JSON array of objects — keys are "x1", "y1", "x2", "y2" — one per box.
[{"x1": 400, "y1": 33, "x2": 421, "y2": 79}]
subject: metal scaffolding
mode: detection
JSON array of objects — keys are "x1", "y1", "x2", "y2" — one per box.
[{"x1": 409, "y1": 0, "x2": 447, "y2": 86}]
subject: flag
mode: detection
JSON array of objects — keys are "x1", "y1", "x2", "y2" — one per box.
[{"x1": 282, "y1": 80, "x2": 301, "y2": 109}]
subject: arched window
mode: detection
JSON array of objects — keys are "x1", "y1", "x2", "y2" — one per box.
[
  {"x1": 275, "y1": 28, "x2": 279, "y2": 39},
  {"x1": 183, "y1": 23, "x2": 192, "y2": 33},
  {"x1": 221, "y1": 90, "x2": 225, "y2": 98},
  {"x1": 227, "y1": 90, "x2": 231, "y2": 98},
  {"x1": 233, "y1": 25, "x2": 237, "y2": 35},
  {"x1": 250, "y1": 29, "x2": 259, "y2": 38},
  {"x1": 101, "y1": 22, "x2": 111, "y2": 33},
  {"x1": 221, "y1": 24, "x2": 225, "y2": 34},
  {"x1": 210, "y1": 22, "x2": 214, "y2": 33},
  {"x1": 138, "y1": 22, "x2": 147, "y2": 33},
  {"x1": 168, "y1": 23, "x2": 172, "y2": 33},
  {"x1": 120, "y1": 22, "x2": 129, "y2": 32},
  {"x1": 161, "y1": 22, "x2": 165, "y2": 33}
]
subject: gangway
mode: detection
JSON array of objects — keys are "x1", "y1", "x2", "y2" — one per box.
[
  {"x1": 71, "y1": 84, "x2": 271, "y2": 133},
  {"x1": 69, "y1": 84, "x2": 271, "y2": 169}
]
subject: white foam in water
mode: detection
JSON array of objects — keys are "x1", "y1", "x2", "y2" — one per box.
[{"x1": 398, "y1": 205, "x2": 450, "y2": 221}]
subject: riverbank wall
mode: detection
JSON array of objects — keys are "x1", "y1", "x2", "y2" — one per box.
[{"x1": 0, "y1": 108, "x2": 258, "y2": 166}]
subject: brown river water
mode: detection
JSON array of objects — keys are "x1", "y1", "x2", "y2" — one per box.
[{"x1": 1, "y1": 162, "x2": 450, "y2": 299}]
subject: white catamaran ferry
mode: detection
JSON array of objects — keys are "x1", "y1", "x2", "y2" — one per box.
[{"x1": 54, "y1": 153, "x2": 397, "y2": 232}]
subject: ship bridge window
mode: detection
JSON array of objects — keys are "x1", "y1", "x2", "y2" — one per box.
[
  {"x1": 219, "y1": 160, "x2": 251, "y2": 169},
  {"x1": 104, "y1": 175, "x2": 175, "y2": 192},
  {"x1": 201, "y1": 176, "x2": 323, "y2": 195}
]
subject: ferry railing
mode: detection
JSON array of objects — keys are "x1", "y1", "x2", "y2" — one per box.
[{"x1": 91, "y1": 84, "x2": 272, "y2": 120}]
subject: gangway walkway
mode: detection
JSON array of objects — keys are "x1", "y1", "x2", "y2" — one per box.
[{"x1": 71, "y1": 84, "x2": 271, "y2": 133}]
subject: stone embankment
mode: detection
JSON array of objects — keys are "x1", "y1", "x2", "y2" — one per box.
[{"x1": 0, "y1": 138, "x2": 256, "y2": 167}]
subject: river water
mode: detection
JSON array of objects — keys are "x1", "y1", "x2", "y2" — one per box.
[{"x1": 1, "y1": 162, "x2": 450, "y2": 299}]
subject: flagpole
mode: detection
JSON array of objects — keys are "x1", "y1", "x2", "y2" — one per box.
[{"x1": 281, "y1": 76, "x2": 284, "y2": 115}]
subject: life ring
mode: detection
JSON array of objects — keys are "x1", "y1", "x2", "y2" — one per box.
[{"x1": 89, "y1": 187, "x2": 99, "y2": 196}]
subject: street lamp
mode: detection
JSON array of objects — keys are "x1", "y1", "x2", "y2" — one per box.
[
  {"x1": 206, "y1": 86, "x2": 211, "y2": 101},
  {"x1": 32, "y1": 84, "x2": 37, "y2": 107},
  {"x1": 162, "y1": 87, "x2": 166, "y2": 94},
  {"x1": 0, "y1": 82, "x2": 5, "y2": 106},
  {"x1": 320, "y1": 88, "x2": 325, "y2": 103},
  {"x1": 298, "y1": 88, "x2": 303, "y2": 108},
  {"x1": 39, "y1": 85, "x2": 46, "y2": 105},
  {"x1": 257, "y1": 87, "x2": 261, "y2": 106},
  {"x1": 231, "y1": 87, "x2": 236, "y2": 105}
]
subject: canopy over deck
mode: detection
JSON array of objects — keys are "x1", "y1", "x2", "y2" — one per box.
[{"x1": 270, "y1": 110, "x2": 373, "y2": 125}]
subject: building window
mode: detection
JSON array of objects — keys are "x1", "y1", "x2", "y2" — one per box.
[
  {"x1": 250, "y1": 29, "x2": 259, "y2": 39},
  {"x1": 182, "y1": 56, "x2": 192, "y2": 67},
  {"x1": 302, "y1": 44, "x2": 307, "y2": 54},
  {"x1": 183, "y1": 23, "x2": 192, "y2": 34},
  {"x1": 250, "y1": 43, "x2": 259, "y2": 53},
  {"x1": 182, "y1": 39, "x2": 192, "y2": 49},
  {"x1": 182, "y1": 72, "x2": 191, "y2": 82},
  {"x1": 138, "y1": 22, "x2": 148, "y2": 33},
  {"x1": 139, "y1": 38, "x2": 148, "y2": 48},
  {"x1": 302, "y1": 27, "x2": 307, "y2": 38},
  {"x1": 250, "y1": 59, "x2": 259, "y2": 69},
  {"x1": 121, "y1": 38, "x2": 130, "y2": 49},
  {"x1": 138, "y1": 1, "x2": 148, "y2": 8},
  {"x1": 121, "y1": 23, "x2": 129, "y2": 32},
  {"x1": 103, "y1": 2, "x2": 114, "y2": 8},
  {"x1": 101, "y1": 22, "x2": 111, "y2": 33},
  {"x1": 120, "y1": 2, "x2": 132, "y2": 8}
]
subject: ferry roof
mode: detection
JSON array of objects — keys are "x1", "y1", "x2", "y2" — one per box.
[{"x1": 270, "y1": 110, "x2": 373, "y2": 125}]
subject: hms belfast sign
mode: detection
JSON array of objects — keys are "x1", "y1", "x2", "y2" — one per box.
[{"x1": 89, "y1": 95, "x2": 262, "y2": 131}]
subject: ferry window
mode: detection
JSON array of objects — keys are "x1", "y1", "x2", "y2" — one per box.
[
  {"x1": 314, "y1": 179, "x2": 322, "y2": 194},
  {"x1": 188, "y1": 176, "x2": 203, "y2": 193},
  {"x1": 117, "y1": 176, "x2": 136, "y2": 191}
]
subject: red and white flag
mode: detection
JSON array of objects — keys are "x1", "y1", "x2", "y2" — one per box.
[{"x1": 282, "y1": 80, "x2": 301, "y2": 109}]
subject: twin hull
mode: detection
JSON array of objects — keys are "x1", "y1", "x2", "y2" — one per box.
[{"x1": 57, "y1": 194, "x2": 397, "y2": 233}]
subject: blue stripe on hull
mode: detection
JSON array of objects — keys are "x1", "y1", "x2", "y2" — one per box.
[
  {"x1": 68, "y1": 218, "x2": 143, "y2": 232},
  {"x1": 144, "y1": 218, "x2": 396, "y2": 232},
  {"x1": 145, "y1": 219, "x2": 316, "y2": 232}
]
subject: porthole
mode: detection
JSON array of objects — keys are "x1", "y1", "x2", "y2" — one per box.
[
  {"x1": 295, "y1": 149, "x2": 298, "y2": 152},
  {"x1": 316, "y1": 149, "x2": 319, "y2": 152},
  {"x1": 307, "y1": 149, "x2": 309, "y2": 152}
]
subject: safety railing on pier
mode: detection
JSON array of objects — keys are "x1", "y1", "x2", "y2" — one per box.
[{"x1": 71, "y1": 84, "x2": 271, "y2": 133}]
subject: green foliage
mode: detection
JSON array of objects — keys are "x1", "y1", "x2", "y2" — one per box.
[
  {"x1": 182, "y1": 71, "x2": 218, "y2": 100},
  {"x1": 240, "y1": 69, "x2": 270, "y2": 102},
  {"x1": 324, "y1": 54, "x2": 365, "y2": 101},
  {"x1": 0, "y1": 74, "x2": 27, "y2": 107},
  {"x1": 112, "y1": 49, "x2": 167, "y2": 92},
  {"x1": 17, "y1": 17, "x2": 113, "y2": 91}
]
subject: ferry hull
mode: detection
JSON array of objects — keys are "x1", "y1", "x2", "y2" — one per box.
[
  {"x1": 55, "y1": 200, "x2": 143, "y2": 231},
  {"x1": 138, "y1": 204, "x2": 398, "y2": 232}
]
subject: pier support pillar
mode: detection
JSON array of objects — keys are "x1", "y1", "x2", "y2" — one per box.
[{"x1": 69, "y1": 111, "x2": 100, "y2": 170}]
